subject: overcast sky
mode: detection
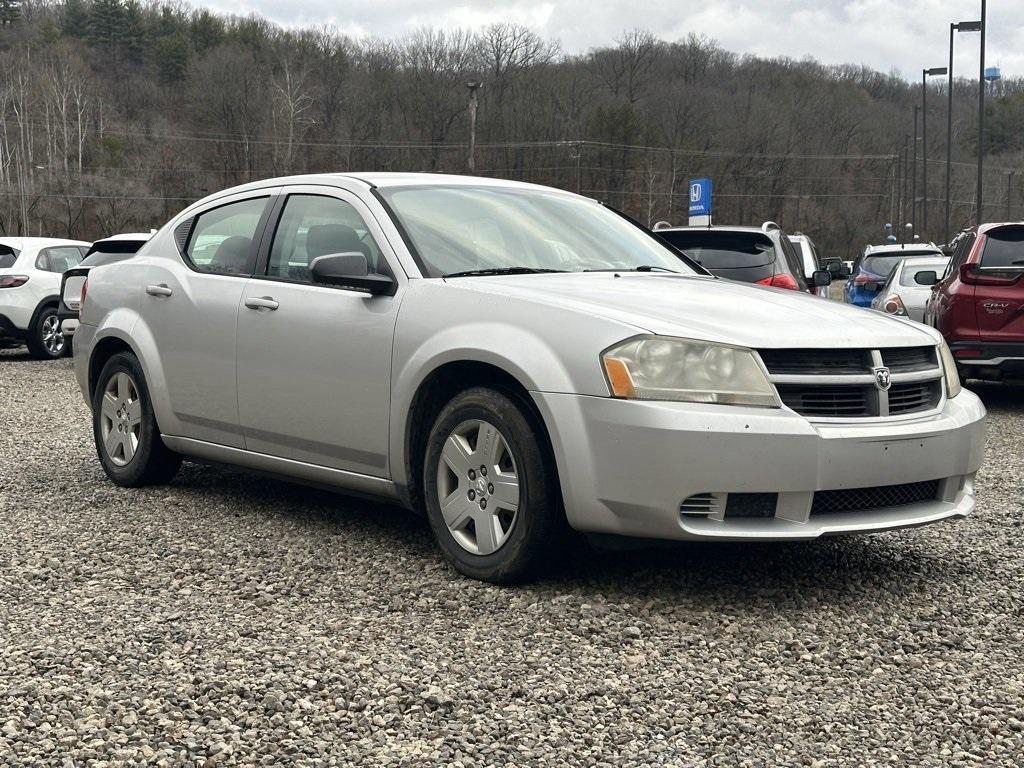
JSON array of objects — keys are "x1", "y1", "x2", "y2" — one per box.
[{"x1": 198, "y1": 0, "x2": 1023, "y2": 80}]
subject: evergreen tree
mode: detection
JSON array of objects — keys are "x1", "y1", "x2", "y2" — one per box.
[
  {"x1": 0, "y1": 0, "x2": 22, "y2": 27},
  {"x1": 60, "y1": 0, "x2": 90, "y2": 37}
]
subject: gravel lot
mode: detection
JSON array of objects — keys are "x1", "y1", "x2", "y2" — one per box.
[{"x1": 2, "y1": 345, "x2": 1023, "y2": 767}]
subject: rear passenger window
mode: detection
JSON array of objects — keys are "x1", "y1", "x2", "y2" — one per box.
[
  {"x1": 185, "y1": 197, "x2": 268, "y2": 275},
  {"x1": 36, "y1": 246, "x2": 84, "y2": 273},
  {"x1": 946, "y1": 232, "x2": 976, "y2": 277},
  {"x1": 266, "y1": 194, "x2": 387, "y2": 284}
]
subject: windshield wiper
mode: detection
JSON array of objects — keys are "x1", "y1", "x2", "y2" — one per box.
[
  {"x1": 585, "y1": 265, "x2": 679, "y2": 273},
  {"x1": 442, "y1": 267, "x2": 566, "y2": 278}
]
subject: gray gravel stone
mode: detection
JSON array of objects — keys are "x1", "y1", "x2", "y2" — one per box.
[{"x1": 1, "y1": 347, "x2": 1023, "y2": 766}]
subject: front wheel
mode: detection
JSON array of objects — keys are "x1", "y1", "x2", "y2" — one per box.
[
  {"x1": 423, "y1": 387, "x2": 564, "y2": 584},
  {"x1": 26, "y1": 306, "x2": 66, "y2": 359},
  {"x1": 92, "y1": 352, "x2": 182, "y2": 487}
]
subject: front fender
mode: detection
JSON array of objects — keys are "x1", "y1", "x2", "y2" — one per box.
[{"x1": 387, "y1": 281, "x2": 640, "y2": 495}]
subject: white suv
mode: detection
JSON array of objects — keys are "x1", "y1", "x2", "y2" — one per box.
[{"x1": 0, "y1": 237, "x2": 90, "y2": 358}]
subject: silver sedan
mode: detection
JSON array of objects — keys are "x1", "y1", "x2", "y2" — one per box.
[
  {"x1": 73, "y1": 174, "x2": 986, "y2": 583},
  {"x1": 872, "y1": 255, "x2": 951, "y2": 322}
]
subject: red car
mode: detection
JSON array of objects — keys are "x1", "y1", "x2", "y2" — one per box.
[{"x1": 924, "y1": 222, "x2": 1024, "y2": 381}]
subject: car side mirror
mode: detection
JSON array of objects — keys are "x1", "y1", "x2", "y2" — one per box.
[
  {"x1": 309, "y1": 252, "x2": 397, "y2": 296},
  {"x1": 812, "y1": 269, "x2": 832, "y2": 287},
  {"x1": 914, "y1": 270, "x2": 939, "y2": 286}
]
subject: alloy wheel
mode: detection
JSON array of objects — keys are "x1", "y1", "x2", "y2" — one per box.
[
  {"x1": 41, "y1": 315, "x2": 64, "y2": 356},
  {"x1": 436, "y1": 419, "x2": 520, "y2": 555},
  {"x1": 100, "y1": 372, "x2": 142, "y2": 467}
]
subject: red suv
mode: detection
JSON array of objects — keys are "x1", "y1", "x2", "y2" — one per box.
[{"x1": 925, "y1": 223, "x2": 1024, "y2": 381}]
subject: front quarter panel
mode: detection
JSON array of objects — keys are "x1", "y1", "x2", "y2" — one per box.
[{"x1": 388, "y1": 279, "x2": 643, "y2": 492}]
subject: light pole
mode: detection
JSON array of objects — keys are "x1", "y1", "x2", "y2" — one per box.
[
  {"x1": 465, "y1": 81, "x2": 483, "y2": 173},
  {"x1": 977, "y1": 0, "x2": 987, "y2": 225},
  {"x1": 922, "y1": 66, "x2": 947, "y2": 238},
  {"x1": 947, "y1": 20, "x2": 982, "y2": 242}
]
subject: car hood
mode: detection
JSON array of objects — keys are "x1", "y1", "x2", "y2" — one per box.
[{"x1": 454, "y1": 272, "x2": 939, "y2": 349}]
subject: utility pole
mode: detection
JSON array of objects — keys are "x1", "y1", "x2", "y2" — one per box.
[
  {"x1": 912, "y1": 105, "x2": 919, "y2": 231},
  {"x1": 1008, "y1": 171, "x2": 1015, "y2": 220},
  {"x1": 977, "y1": 0, "x2": 987, "y2": 225},
  {"x1": 946, "y1": 23, "x2": 956, "y2": 243},
  {"x1": 465, "y1": 81, "x2": 483, "y2": 173},
  {"x1": 902, "y1": 135, "x2": 910, "y2": 240}
]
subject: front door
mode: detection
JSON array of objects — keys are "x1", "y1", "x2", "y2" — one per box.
[{"x1": 235, "y1": 189, "x2": 403, "y2": 476}]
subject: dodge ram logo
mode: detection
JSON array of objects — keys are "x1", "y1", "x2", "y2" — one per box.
[{"x1": 873, "y1": 366, "x2": 892, "y2": 391}]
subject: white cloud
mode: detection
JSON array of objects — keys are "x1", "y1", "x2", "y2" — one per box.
[{"x1": 195, "y1": 0, "x2": 1024, "y2": 79}]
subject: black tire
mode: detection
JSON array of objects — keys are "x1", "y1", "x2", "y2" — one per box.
[
  {"x1": 92, "y1": 351, "x2": 182, "y2": 487},
  {"x1": 423, "y1": 387, "x2": 565, "y2": 584},
  {"x1": 26, "y1": 305, "x2": 65, "y2": 360}
]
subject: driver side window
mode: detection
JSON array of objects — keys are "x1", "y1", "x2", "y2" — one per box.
[{"x1": 267, "y1": 195, "x2": 386, "y2": 284}]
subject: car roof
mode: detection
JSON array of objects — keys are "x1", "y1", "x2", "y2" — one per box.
[
  {"x1": 978, "y1": 221, "x2": 1024, "y2": 235},
  {"x1": 175, "y1": 172, "x2": 587, "y2": 220},
  {"x1": 865, "y1": 243, "x2": 942, "y2": 254},
  {"x1": 658, "y1": 225, "x2": 770, "y2": 235},
  {"x1": 0, "y1": 236, "x2": 90, "y2": 250},
  {"x1": 93, "y1": 232, "x2": 153, "y2": 244}
]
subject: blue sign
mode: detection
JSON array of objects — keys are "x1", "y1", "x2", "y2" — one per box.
[{"x1": 688, "y1": 178, "x2": 712, "y2": 217}]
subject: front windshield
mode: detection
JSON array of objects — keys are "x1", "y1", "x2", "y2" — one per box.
[{"x1": 379, "y1": 185, "x2": 697, "y2": 277}]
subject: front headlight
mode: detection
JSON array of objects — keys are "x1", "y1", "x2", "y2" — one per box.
[
  {"x1": 938, "y1": 338, "x2": 962, "y2": 398},
  {"x1": 602, "y1": 336, "x2": 780, "y2": 407}
]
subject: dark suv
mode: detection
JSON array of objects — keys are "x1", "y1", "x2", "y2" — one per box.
[
  {"x1": 924, "y1": 223, "x2": 1024, "y2": 381},
  {"x1": 657, "y1": 222, "x2": 830, "y2": 292}
]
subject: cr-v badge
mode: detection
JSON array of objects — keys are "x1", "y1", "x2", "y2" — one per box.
[{"x1": 982, "y1": 301, "x2": 1011, "y2": 314}]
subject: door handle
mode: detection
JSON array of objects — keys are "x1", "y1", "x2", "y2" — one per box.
[
  {"x1": 146, "y1": 284, "x2": 173, "y2": 297},
  {"x1": 244, "y1": 296, "x2": 279, "y2": 311}
]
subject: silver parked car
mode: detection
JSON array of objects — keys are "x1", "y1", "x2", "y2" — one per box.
[
  {"x1": 73, "y1": 174, "x2": 986, "y2": 583},
  {"x1": 871, "y1": 254, "x2": 951, "y2": 322}
]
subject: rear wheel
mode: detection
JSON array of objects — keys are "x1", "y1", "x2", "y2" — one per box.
[
  {"x1": 26, "y1": 306, "x2": 65, "y2": 360},
  {"x1": 423, "y1": 387, "x2": 564, "y2": 583},
  {"x1": 93, "y1": 352, "x2": 182, "y2": 486}
]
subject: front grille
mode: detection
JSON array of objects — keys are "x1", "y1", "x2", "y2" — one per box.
[
  {"x1": 759, "y1": 348, "x2": 869, "y2": 375},
  {"x1": 882, "y1": 346, "x2": 938, "y2": 372},
  {"x1": 888, "y1": 380, "x2": 942, "y2": 415},
  {"x1": 759, "y1": 346, "x2": 943, "y2": 419},
  {"x1": 811, "y1": 480, "x2": 940, "y2": 516},
  {"x1": 777, "y1": 385, "x2": 873, "y2": 417}
]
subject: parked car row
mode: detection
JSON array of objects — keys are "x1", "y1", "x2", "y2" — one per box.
[
  {"x1": 0, "y1": 234, "x2": 151, "y2": 359},
  {"x1": 65, "y1": 173, "x2": 984, "y2": 583},
  {"x1": 842, "y1": 223, "x2": 1024, "y2": 385}
]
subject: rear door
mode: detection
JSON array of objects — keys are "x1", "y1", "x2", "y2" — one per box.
[
  {"x1": 140, "y1": 192, "x2": 277, "y2": 448},
  {"x1": 971, "y1": 226, "x2": 1024, "y2": 341}
]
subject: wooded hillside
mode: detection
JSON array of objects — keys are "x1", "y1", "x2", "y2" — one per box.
[{"x1": 1, "y1": 0, "x2": 1022, "y2": 260}]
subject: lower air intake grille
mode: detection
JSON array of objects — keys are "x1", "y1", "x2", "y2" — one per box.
[
  {"x1": 680, "y1": 493, "x2": 721, "y2": 516},
  {"x1": 811, "y1": 480, "x2": 940, "y2": 516},
  {"x1": 724, "y1": 493, "x2": 778, "y2": 519}
]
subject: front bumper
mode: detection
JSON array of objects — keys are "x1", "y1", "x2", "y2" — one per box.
[{"x1": 533, "y1": 390, "x2": 986, "y2": 541}]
